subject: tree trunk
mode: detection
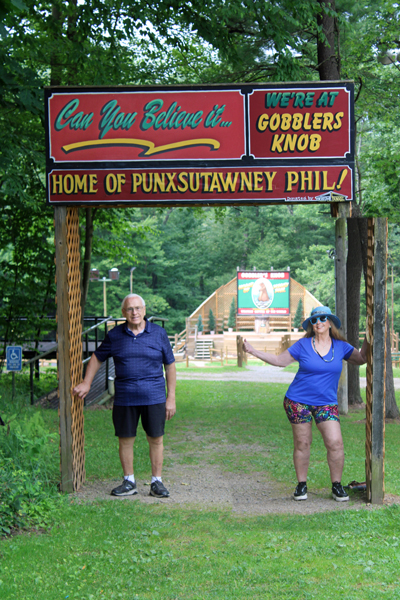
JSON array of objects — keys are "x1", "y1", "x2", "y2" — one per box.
[
  {"x1": 317, "y1": 0, "x2": 340, "y2": 80},
  {"x1": 386, "y1": 313, "x2": 400, "y2": 419},
  {"x1": 81, "y1": 207, "x2": 96, "y2": 320},
  {"x1": 346, "y1": 216, "x2": 363, "y2": 405}
]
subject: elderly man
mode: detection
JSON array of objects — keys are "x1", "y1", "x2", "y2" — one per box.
[{"x1": 73, "y1": 294, "x2": 176, "y2": 498}]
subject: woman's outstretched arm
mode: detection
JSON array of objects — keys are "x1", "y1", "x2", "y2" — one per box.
[{"x1": 243, "y1": 340, "x2": 296, "y2": 367}]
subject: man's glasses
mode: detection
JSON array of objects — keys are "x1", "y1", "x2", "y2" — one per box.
[
  {"x1": 124, "y1": 306, "x2": 144, "y2": 313},
  {"x1": 310, "y1": 315, "x2": 328, "y2": 325}
]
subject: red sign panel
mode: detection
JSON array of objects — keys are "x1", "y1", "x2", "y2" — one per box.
[
  {"x1": 48, "y1": 165, "x2": 353, "y2": 205},
  {"x1": 249, "y1": 86, "x2": 351, "y2": 159},
  {"x1": 45, "y1": 83, "x2": 354, "y2": 206},
  {"x1": 47, "y1": 90, "x2": 246, "y2": 163}
]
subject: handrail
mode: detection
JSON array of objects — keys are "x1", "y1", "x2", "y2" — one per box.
[
  {"x1": 148, "y1": 316, "x2": 169, "y2": 328},
  {"x1": 82, "y1": 316, "x2": 113, "y2": 336},
  {"x1": 24, "y1": 344, "x2": 59, "y2": 364}
]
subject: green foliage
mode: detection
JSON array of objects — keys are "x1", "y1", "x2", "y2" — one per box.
[
  {"x1": 293, "y1": 299, "x2": 304, "y2": 329},
  {"x1": 0, "y1": 409, "x2": 61, "y2": 536},
  {"x1": 208, "y1": 308, "x2": 215, "y2": 332},
  {"x1": 0, "y1": 368, "x2": 58, "y2": 409},
  {"x1": 228, "y1": 297, "x2": 236, "y2": 329},
  {"x1": 296, "y1": 243, "x2": 336, "y2": 311},
  {"x1": 197, "y1": 314, "x2": 203, "y2": 332}
]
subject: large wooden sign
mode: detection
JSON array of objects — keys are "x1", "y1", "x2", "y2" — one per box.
[{"x1": 45, "y1": 82, "x2": 354, "y2": 206}]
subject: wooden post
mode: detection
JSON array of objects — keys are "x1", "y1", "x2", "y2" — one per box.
[
  {"x1": 186, "y1": 354, "x2": 189, "y2": 368},
  {"x1": 55, "y1": 207, "x2": 74, "y2": 493},
  {"x1": 237, "y1": 335, "x2": 243, "y2": 367},
  {"x1": 55, "y1": 207, "x2": 84, "y2": 493},
  {"x1": 335, "y1": 204, "x2": 348, "y2": 414},
  {"x1": 371, "y1": 218, "x2": 387, "y2": 505}
]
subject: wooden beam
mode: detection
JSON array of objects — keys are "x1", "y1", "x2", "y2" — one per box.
[
  {"x1": 371, "y1": 218, "x2": 387, "y2": 504},
  {"x1": 55, "y1": 206, "x2": 74, "y2": 493}
]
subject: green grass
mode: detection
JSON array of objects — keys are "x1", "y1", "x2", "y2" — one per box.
[
  {"x1": 2, "y1": 501, "x2": 400, "y2": 600},
  {"x1": 1, "y1": 381, "x2": 400, "y2": 599},
  {"x1": 175, "y1": 358, "x2": 265, "y2": 370}
]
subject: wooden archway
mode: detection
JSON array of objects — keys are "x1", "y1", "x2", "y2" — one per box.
[{"x1": 54, "y1": 206, "x2": 387, "y2": 503}]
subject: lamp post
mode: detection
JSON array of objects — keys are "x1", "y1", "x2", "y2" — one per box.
[
  {"x1": 130, "y1": 267, "x2": 136, "y2": 294},
  {"x1": 90, "y1": 268, "x2": 120, "y2": 317}
]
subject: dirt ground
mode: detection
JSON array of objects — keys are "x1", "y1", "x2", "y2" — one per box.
[
  {"x1": 71, "y1": 439, "x2": 400, "y2": 515},
  {"x1": 70, "y1": 367, "x2": 400, "y2": 515}
]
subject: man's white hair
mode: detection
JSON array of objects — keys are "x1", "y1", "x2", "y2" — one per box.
[{"x1": 121, "y1": 294, "x2": 146, "y2": 311}]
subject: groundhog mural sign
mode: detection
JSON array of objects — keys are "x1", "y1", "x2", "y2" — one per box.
[{"x1": 237, "y1": 271, "x2": 290, "y2": 316}]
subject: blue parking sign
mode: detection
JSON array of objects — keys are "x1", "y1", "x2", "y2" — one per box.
[{"x1": 6, "y1": 346, "x2": 22, "y2": 371}]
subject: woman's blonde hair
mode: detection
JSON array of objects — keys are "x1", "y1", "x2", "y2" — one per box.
[{"x1": 304, "y1": 319, "x2": 347, "y2": 342}]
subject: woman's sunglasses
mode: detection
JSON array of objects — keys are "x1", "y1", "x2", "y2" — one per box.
[{"x1": 310, "y1": 315, "x2": 329, "y2": 325}]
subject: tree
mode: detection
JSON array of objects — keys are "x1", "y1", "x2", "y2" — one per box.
[
  {"x1": 208, "y1": 309, "x2": 216, "y2": 333},
  {"x1": 0, "y1": 0, "x2": 223, "y2": 350},
  {"x1": 293, "y1": 300, "x2": 304, "y2": 330},
  {"x1": 228, "y1": 299, "x2": 236, "y2": 330}
]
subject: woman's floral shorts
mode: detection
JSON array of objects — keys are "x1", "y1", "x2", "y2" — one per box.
[{"x1": 284, "y1": 397, "x2": 340, "y2": 424}]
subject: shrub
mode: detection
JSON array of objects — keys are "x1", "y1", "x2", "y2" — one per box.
[
  {"x1": 293, "y1": 299, "x2": 304, "y2": 329},
  {"x1": 197, "y1": 314, "x2": 203, "y2": 332},
  {"x1": 228, "y1": 298, "x2": 236, "y2": 329},
  {"x1": 0, "y1": 409, "x2": 61, "y2": 536},
  {"x1": 208, "y1": 309, "x2": 216, "y2": 332}
]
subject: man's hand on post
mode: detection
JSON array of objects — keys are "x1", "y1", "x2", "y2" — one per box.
[
  {"x1": 72, "y1": 354, "x2": 102, "y2": 399},
  {"x1": 73, "y1": 381, "x2": 91, "y2": 399}
]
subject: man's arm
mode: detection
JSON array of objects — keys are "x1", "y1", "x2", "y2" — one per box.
[
  {"x1": 73, "y1": 353, "x2": 102, "y2": 399},
  {"x1": 164, "y1": 362, "x2": 176, "y2": 420}
]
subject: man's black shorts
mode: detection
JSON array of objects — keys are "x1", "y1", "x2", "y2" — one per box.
[{"x1": 112, "y1": 403, "x2": 166, "y2": 438}]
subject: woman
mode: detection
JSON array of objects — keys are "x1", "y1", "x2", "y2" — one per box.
[{"x1": 243, "y1": 306, "x2": 368, "y2": 502}]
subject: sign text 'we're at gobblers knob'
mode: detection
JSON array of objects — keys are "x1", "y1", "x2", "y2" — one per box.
[{"x1": 45, "y1": 82, "x2": 354, "y2": 206}]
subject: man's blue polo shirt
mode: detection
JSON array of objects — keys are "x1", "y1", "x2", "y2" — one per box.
[{"x1": 94, "y1": 318, "x2": 175, "y2": 407}]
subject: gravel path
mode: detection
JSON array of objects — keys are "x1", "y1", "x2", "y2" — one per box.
[{"x1": 73, "y1": 450, "x2": 400, "y2": 515}]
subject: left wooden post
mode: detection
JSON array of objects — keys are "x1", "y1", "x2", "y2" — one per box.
[{"x1": 55, "y1": 207, "x2": 85, "y2": 493}]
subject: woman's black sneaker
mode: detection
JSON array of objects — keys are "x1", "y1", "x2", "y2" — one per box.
[
  {"x1": 293, "y1": 482, "x2": 307, "y2": 500},
  {"x1": 332, "y1": 482, "x2": 349, "y2": 502}
]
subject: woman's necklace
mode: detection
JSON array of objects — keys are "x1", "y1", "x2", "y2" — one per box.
[{"x1": 313, "y1": 336, "x2": 335, "y2": 362}]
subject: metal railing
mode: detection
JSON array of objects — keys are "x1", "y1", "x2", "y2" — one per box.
[{"x1": 21, "y1": 315, "x2": 169, "y2": 405}]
